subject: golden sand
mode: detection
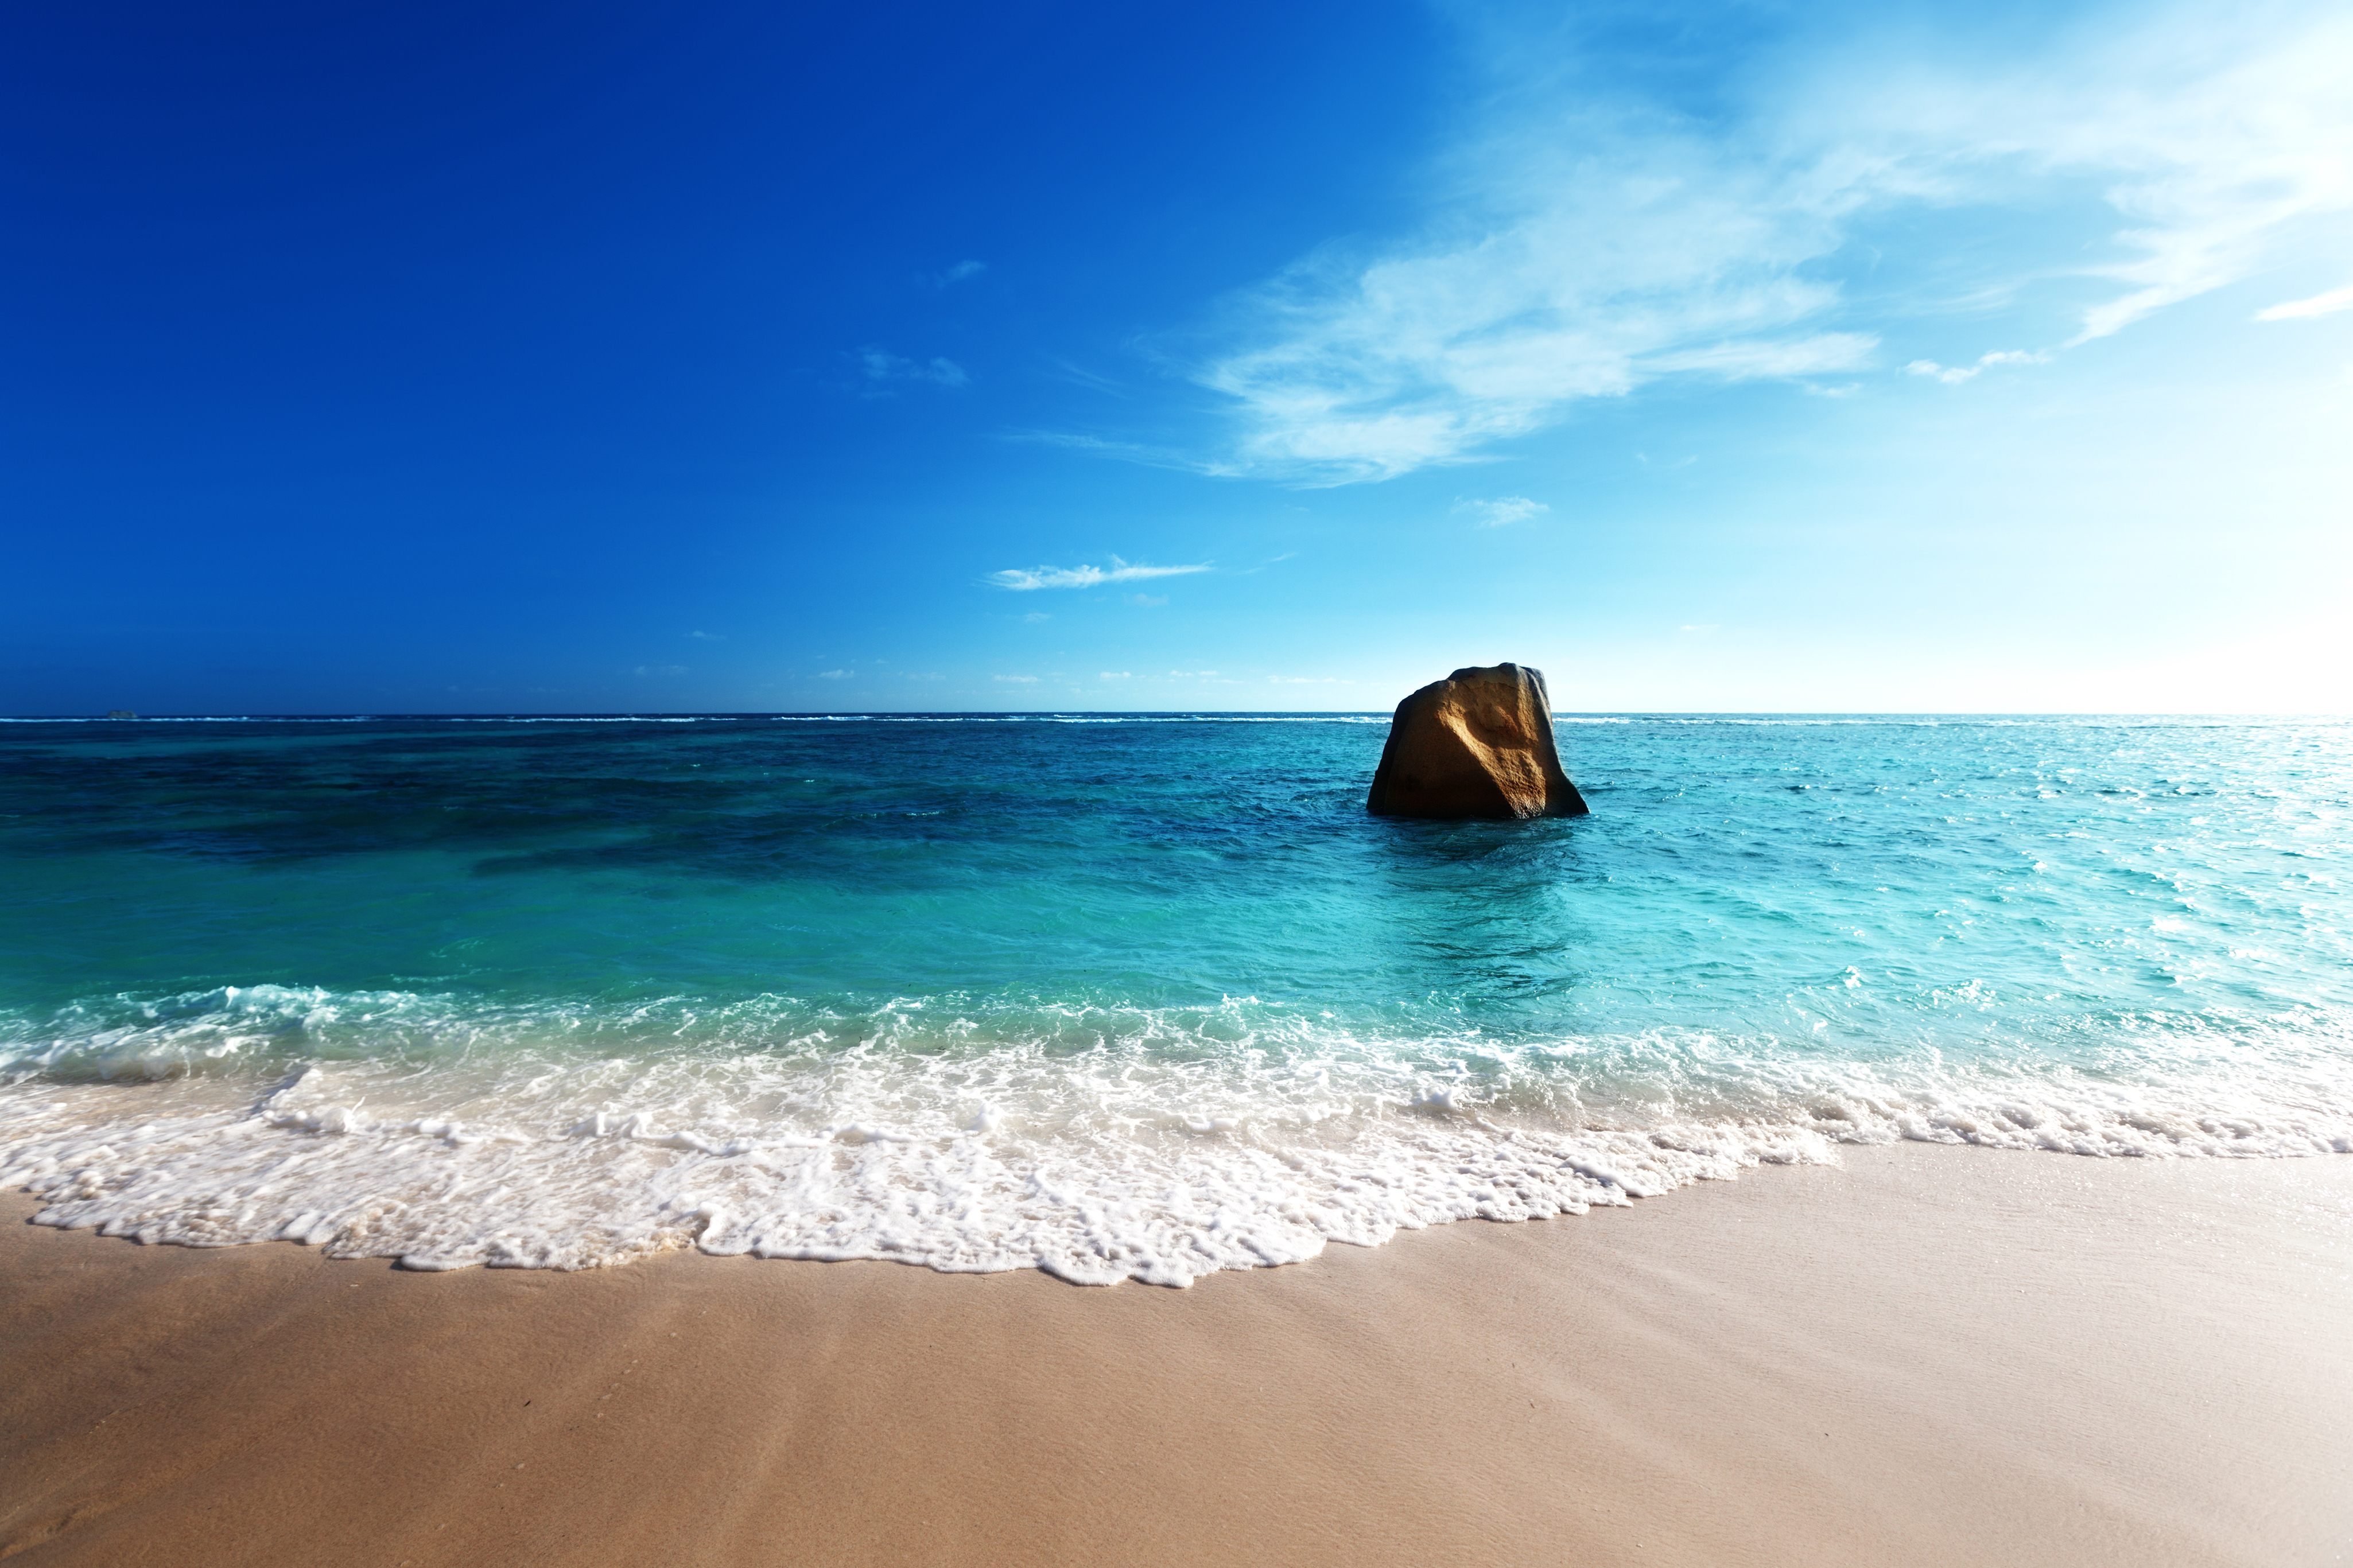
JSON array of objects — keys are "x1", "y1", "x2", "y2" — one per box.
[{"x1": 5, "y1": 1143, "x2": 2348, "y2": 1566}]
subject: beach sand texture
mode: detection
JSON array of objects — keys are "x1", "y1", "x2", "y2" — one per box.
[{"x1": 5, "y1": 1143, "x2": 2349, "y2": 1567}]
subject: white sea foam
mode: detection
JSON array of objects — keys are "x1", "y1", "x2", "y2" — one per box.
[{"x1": 5, "y1": 985, "x2": 2348, "y2": 1285}]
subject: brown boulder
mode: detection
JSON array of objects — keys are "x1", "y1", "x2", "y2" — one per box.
[{"x1": 1365, "y1": 663, "x2": 1589, "y2": 820}]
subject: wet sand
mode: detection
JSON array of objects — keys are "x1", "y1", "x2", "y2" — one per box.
[{"x1": 5, "y1": 1142, "x2": 2350, "y2": 1567}]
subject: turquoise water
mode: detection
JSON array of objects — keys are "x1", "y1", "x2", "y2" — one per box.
[{"x1": 3, "y1": 713, "x2": 2349, "y2": 1283}]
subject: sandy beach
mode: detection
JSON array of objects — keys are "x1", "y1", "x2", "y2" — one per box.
[{"x1": 5, "y1": 1142, "x2": 2349, "y2": 1567}]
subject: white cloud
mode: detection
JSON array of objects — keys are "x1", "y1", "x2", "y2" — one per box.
[
  {"x1": 1126, "y1": 593, "x2": 1168, "y2": 606},
  {"x1": 1904, "y1": 349, "x2": 2047, "y2": 384},
  {"x1": 1100, "y1": 671, "x2": 1132, "y2": 679},
  {"x1": 984, "y1": 556, "x2": 1211, "y2": 590},
  {"x1": 1169, "y1": 670, "x2": 1220, "y2": 678},
  {"x1": 2257, "y1": 282, "x2": 2353, "y2": 320},
  {"x1": 938, "y1": 259, "x2": 986, "y2": 286},
  {"x1": 993, "y1": 674, "x2": 1039, "y2": 683},
  {"x1": 632, "y1": 664, "x2": 688, "y2": 677},
  {"x1": 1268, "y1": 675, "x2": 1354, "y2": 684},
  {"x1": 1453, "y1": 495, "x2": 1550, "y2": 527},
  {"x1": 860, "y1": 348, "x2": 969, "y2": 388},
  {"x1": 1194, "y1": 103, "x2": 1885, "y2": 481},
  {"x1": 686, "y1": 630, "x2": 724, "y2": 641},
  {"x1": 1646, "y1": 334, "x2": 1880, "y2": 378},
  {"x1": 1188, "y1": 3, "x2": 2353, "y2": 481},
  {"x1": 1770, "y1": 6, "x2": 2353, "y2": 347},
  {"x1": 2026, "y1": 28, "x2": 2353, "y2": 343},
  {"x1": 817, "y1": 669, "x2": 851, "y2": 679}
]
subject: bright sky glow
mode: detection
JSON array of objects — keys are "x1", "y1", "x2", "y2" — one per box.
[{"x1": 5, "y1": 0, "x2": 2349, "y2": 712}]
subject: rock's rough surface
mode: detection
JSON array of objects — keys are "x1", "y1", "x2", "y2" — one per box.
[{"x1": 1365, "y1": 663, "x2": 1589, "y2": 820}]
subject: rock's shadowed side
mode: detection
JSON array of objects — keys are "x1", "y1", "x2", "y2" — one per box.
[{"x1": 1365, "y1": 663, "x2": 1590, "y2": 820}]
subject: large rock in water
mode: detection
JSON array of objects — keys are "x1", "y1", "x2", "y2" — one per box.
[{"x1": 1365, "y1": 663, "x2": 1589, "y2": 820}]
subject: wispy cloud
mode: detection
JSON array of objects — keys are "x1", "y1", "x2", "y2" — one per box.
[
  {"x1": 860, "y1": 347, "x2": 969, "y2": 390},
  {"x1": 816, "y1": 669, "x2": 852, "y2": 680},
  {"x1": 1039, "y1": 358, "x2": 1130, "y2": 396},
  {"x1": 993, "y1": 673, "x2": 1039, "y2": 683},
  {"x1": 1904, "y1": 349, "x2": 2047, "y2": 384},
  {"x1": 984, "y1": 556, "x2": 1212, "y2": 591},
  {"x1": 2019, "y1": 17, "x2": 2353, "y2": 343},
  {"x1": 634, "y1": 664, "x2": 687, "y2": 677},
  {"x1": 685, "y1": 630, "x2": 724, "y2": 641},
  {"x1": 1100, "y1": 671, "x2": 1132, "y2": 679},
  {"x1": 1192, "y1": 102, "x2": 1883, "y2": 481},
  {"x1": 1003, "y1": 429, "x2": 1217, "y2": 473},
  {"x1": 2257, "y1": 282, "x2": 2353, "y2": 320},
  {"x1": 1453, "y1": 495, "x2": 1550, "y2": 527},
  {"x1": 1186, "y1": 2, "x2": 2353, "y2": 482},
  {"x1": 931, "y1": 259, "x2": 986, "y2": 287}
]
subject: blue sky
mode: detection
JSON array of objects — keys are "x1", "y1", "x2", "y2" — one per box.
[{"x1": 6, "y1": 0, "x2": 2348, "y2": 714}]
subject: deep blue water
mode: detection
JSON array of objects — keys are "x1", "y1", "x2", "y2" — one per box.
[{"x1": 3, "y1": 713, "x2": 2348, "y2": 1283}]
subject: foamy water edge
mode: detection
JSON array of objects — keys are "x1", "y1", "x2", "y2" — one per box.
[{"x1": 7, "y1": 985, "x2": 2349, "y2": 1286}]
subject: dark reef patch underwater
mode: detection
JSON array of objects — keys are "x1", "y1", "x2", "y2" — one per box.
[{"x1": 3, "y1": 713, "x2": 2350, "y2": 1282}]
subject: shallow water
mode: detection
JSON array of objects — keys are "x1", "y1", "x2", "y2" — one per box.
[{"x1": 3, "y1": 713, "x2": 2348, "y2": 1282}]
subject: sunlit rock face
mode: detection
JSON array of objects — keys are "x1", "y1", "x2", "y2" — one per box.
[{"x1": 1364, "y1": 663, "x2": 1590, "y2": 820}]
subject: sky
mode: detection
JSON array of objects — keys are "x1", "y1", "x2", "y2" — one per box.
[{"x1": 5, "y1": 0, "x2": 2350, "y2": 714}]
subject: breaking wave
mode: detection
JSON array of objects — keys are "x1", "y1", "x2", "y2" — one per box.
[{"x1": 6, "y1": 984, "x2": 2348, "y2": 1285}]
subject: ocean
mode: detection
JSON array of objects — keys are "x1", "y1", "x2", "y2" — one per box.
[{"x1": 3, "y1": 713, "x2": 2348, "y2": 1285}]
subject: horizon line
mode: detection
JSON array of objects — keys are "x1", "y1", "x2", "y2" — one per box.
[{"x1": 8, "y1": 709, "x2": 2348, "y2": 722}]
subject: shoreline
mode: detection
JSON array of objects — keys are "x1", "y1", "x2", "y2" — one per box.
[{"x1": 5, "y1": 1143, "x2": 2350, "y2": 1566}]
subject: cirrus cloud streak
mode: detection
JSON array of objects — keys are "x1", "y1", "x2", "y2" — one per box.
[
  {"x1": 1189, "y1": 1, "x2": 2353, "y2": 483},
  {"x1": 984, "y1": 557, "x2": 1212, "y2": 591}
]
